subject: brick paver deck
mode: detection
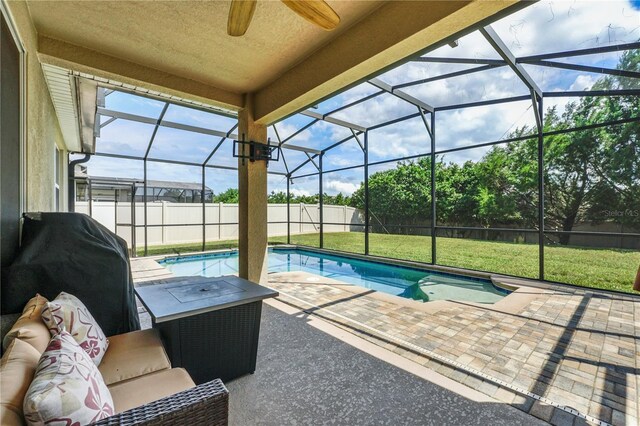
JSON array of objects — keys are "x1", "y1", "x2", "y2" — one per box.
[{"x1": 267, "y1": 272, "x2": 640, "y2": 426}]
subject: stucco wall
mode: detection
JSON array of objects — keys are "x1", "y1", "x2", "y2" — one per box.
[{"x1": 6, "y1": 0, "x2": 64, "y2": 212}]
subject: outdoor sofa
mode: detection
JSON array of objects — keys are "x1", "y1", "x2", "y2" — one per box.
[{"x1": 1, "y1": 295, "x2": 229, "y2": 425}]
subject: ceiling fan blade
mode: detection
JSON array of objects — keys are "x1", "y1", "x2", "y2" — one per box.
[
  {"x1": 228, "y1": 0, "x2": 257, "y2": 37},
  {"x1": 281, "y1": 0, "x2": 340, "y2": 31}
]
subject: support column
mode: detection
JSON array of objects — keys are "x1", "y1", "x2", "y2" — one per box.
[
  {"x1": 238, "y1": 95, "x2": 268, "y2": 284},
  {"x1": 286, "y1": 175, "x2": 291, "y2": 244},
  {"x1": 430, "y1": 112, "x2": 436, "y2": 264},
  {"x1": 130, "y1": 182, "x2": 136, "y2": 257},
  {"x1": 202, "y1": 165, "x2": 206, "y2": 252},
  {"x1": 319, "y1": 154, "x2": 324, "y2": 249},
  {"x1": 144, "y1": 159, "x2": 148, "y2": 256},
  {"x1": 364, "y1": 131, "x2": 369, "y2": 255},
  {"x1": 537, "y1": 96, "x2": 545, "y2": 280}
]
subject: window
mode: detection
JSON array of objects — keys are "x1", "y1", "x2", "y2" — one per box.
[{"x1": 1, "y1": 10, "x2": 24, "y2": 268}]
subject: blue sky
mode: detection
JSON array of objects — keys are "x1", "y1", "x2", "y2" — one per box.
[{"x1": 80, "y1": 0, "x2": 640, "y2": 198}]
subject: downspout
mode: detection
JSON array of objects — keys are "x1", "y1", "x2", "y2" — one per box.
[{"x1": 68, "y1": 154, "x2": 90, "y2": 212}]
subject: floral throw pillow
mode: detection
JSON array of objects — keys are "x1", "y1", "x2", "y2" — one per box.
[
  {"x1": 23, "y1": 331, "x2": 114, "y2": 425},
  {"x1": 41, "y1": 292, "x2": 109, "y2": 365}
]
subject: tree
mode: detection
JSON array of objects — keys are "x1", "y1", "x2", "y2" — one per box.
[
  {"x1": 476, "y1": 129, "x2": 539, "y2": 228},
  {"x1": 350, "y1": 158, "x2": 432, "y2": 232},
  {"x1": 541, "y1": 49, "x2": 640, "y2": 242},
  {"x1": 324, "y1": 192, "x2": 352, "y2": 206},
  {"x1": 346, "y1": 48, "x2": 639, "y2": 243},
  {"x1": 580, "y1": 50, "x2": 640, "y2": 231},
  {"x1": 267, "y1": 191, "x2": 288, "y2": 203},
  {"x1": 212, "y1": 188, "x2": 239, "y2": 203},
  {"x1": 469, "y1": 49, "x2": 640, "y2": 242}
]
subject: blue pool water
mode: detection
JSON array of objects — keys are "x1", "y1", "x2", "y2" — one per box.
[{"x1": 160, "y1": 249, "x2": 510, "y2": 304}]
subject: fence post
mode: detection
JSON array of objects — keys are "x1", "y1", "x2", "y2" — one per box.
[
  {"x1": 344, "y1": 205, "x2": 347, "y2": 232},
  {"x1": 162, "y1": 201, "x2": 167, "y2": 245},
  {"x1": 219, "y1": 202, "x2": 223, "y2": 241}
]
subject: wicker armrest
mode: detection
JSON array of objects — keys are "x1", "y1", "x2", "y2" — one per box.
[{"x1": 94, "y1": 378, "x2": 229, "y2": 426}]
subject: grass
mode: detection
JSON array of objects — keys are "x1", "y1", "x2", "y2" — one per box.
[{"x1": 138, "y1": 232, "x2": 640, "y2": 293}]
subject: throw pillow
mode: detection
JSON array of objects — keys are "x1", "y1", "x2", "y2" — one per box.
[
  {"x1": 41, "y1": 292, "x2": 109, "y2": 365},
  {"x1": 23, "y1": 331, "x2": 114, "y2": 425}
]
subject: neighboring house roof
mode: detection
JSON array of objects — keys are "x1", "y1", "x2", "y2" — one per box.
[
  {"x1": 137, "y1": 180, "x2": 211, "y2": 192},
  {"x1": 78, "y1": 173, "x2": 211, "y2": 192}
]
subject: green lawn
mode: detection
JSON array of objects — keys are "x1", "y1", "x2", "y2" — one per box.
[{"x1": 139, "y1": 232, "x2": 640, "y2": 293}]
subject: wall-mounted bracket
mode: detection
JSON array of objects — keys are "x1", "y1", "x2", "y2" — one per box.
[{"x1": 233, "y1": 136, "x2": 280, "y2": 166}]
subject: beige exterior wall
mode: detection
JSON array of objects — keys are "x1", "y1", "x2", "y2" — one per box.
[{"x1": 5, "y1": 0, "x2": 64, "y2": 212}]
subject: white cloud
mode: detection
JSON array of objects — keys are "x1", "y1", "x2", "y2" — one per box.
[
  {"x1": 97, "y1": 119, "x2": 156, "y2": 156},
  {"x1": 490, "y1": 1, "x2": 640, "y2": 58},
  {"x1": 331, "y1": 93, "x2": 416, "y2": 128},
  {"x1": 290, "y1": 188, "x2": 311, "y2": 197},
  {"x1": 82, "y1": 156, "x2": 143, "y2": 180},
  {"x1": 274, "y1": 122, "x2": 311, "y2": 142},
  {"x1": 569, "y1": 74, "x2": 599, "y2": 91},
  {"x1": 325, "y1": 180, "x2": 359, "y2": 195}
]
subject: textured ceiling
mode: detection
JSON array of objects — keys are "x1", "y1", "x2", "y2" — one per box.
[{"x1": 26, "y1": 0, "x2": 384, "y2": 93}]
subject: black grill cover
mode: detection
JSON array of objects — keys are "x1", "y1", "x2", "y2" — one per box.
[{"x1": 2, "y1": 212, "x2": 140, "y2": 336}]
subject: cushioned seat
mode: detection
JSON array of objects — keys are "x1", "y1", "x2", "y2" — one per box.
[
  {"x1": 108, "y1": 368, "x2": 195, "y2": 414},
  {"x1": 2, "y1": 294, "x2": 50, "y2": 354},
  {"x1": 0, "y1": 338, "x2": 42, "y2": 425},
  {"x1": 98, "y1": 329, "x2": 171, "y2": 385}
]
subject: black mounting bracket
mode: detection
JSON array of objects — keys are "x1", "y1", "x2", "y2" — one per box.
[{"x1": 233, "y1": 136, "x2": 280, "y2": 166}]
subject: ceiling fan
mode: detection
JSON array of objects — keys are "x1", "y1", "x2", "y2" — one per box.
[{"x1": 227, "y1": 0, "x2": 340, "y2": 37}]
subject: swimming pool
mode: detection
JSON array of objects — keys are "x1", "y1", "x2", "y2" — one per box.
[{"x1": 160, "y1": 248, "x2": 510, "y2": 304}]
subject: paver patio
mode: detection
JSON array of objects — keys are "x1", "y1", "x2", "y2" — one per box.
[{"x1": 266, "y1": 272, "x2": 639, "y2": 426}]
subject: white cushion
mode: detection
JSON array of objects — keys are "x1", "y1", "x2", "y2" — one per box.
[
  {"x1": 23, "y1": 331, "x2": 114, "y2": 425},
  {"x1": 41, "y1": 292, "x2": 109, "y2": 365}
]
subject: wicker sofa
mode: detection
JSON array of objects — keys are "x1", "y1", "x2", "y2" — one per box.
[{"x1": 0, "y1": 296, "x2": 229, "y2": 425}]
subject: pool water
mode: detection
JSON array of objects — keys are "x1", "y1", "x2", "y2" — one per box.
[{"x1": 160, "y1": 248, "x2": 509, "y2": 304}]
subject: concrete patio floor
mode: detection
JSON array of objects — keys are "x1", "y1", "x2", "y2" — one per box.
[{"x1": 131, "y1": 256, "x2": 640, "y2": 426}]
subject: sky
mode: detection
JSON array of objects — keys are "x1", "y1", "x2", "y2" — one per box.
[{"x1": 79, "y1": 0, "x2": 640, "y2": 198}]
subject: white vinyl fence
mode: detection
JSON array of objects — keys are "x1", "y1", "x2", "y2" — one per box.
[{"x1": 75, "y1": 202, "x2": 363, "y2": 248}]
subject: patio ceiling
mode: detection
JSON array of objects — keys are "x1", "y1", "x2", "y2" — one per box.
[
  {"x1": 27, "y1": 0, "x2": 521, "y2": 123},
  {"x1": 27, "y1": 0, "x2": 384, "y2": 94}
]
